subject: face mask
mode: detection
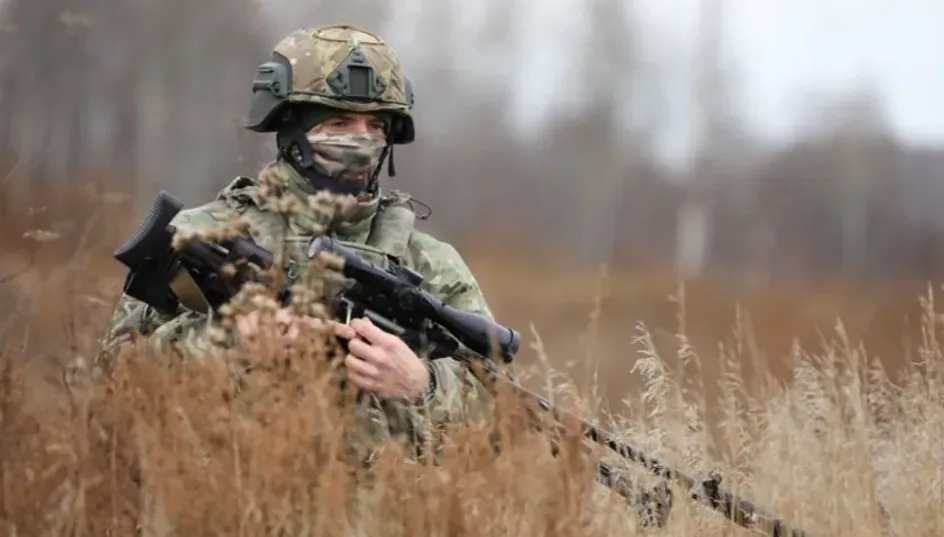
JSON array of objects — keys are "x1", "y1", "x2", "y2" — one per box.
[{"x1": 305, "y1": 131, "x2": 387, "y2": 188}]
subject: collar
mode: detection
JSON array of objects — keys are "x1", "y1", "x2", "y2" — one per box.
[{"x1": 259, "y1": 159, "x2": 380, "y2": 243}]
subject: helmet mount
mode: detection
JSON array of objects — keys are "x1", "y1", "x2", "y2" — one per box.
[{"x1": 242, "y1": 24, "x2": 415, "y2": 196}]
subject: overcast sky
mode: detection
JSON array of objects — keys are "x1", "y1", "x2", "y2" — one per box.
[
  {"x1": 503, "y1": 0, "x2": 944, "y2": 164},
  {"x1": 715, "y1": 0, "x2": 942, "y2": 139}
]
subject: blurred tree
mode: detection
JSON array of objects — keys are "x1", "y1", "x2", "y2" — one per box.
[
  {"x1": 388, "y1": 0, "x2": 528, "y2": 241},
  {"x1": 129, "y1": 0, "x2": 270, "y2": 203},
  {"x1": 0, "y1": 0, "x2": 269, "y2": 207},
  {"x1": 565, "y1": 0, "x2": 643, "y2": 263},
  {"x1": 676, "y1": 0, "x2": 725, "y2": 279},
  {"x1": 677, "y1": 0, "x2": 759, "y2": 283},
  {"x1": 755, "y1": 85, "x2": 905, "y2": 281},
  {"x1": 0, "y1": 0, "x2": 105, "y2": 197}
]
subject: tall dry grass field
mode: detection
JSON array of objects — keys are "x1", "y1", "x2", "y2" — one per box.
[{"x1": 1, "y1": 179, "x2": 942, "y2": 536}]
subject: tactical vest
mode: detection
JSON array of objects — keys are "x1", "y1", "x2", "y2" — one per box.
[
  {"x1": 214, "y1": 177, "x2": 428, "y2": 468},
  {"x1": 216, "y1": 176, "x2": 418, "y2": 278},
  {"x1": 333, "y1": 196, "x2": 416, "y2": 270}
]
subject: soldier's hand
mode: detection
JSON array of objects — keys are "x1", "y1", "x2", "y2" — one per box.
[{"x1": 334, "y1": 316, "x2": 431, "y2": 401}]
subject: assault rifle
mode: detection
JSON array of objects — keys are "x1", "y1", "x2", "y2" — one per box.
[
  {"x1": 113, "y1": 191, "x2": 518, "y2": 363},
  {"x1": 113, "y1": 190, "x2": 815, "y2": 537}
]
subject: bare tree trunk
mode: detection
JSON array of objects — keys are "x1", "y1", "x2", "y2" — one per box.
[{"x1": 675, "y1": 0, "x2": 725, "y2": 278}]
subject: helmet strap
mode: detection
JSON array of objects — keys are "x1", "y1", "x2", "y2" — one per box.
[{"x1": 386, "y1": 143, "x2": 397, "y2": 178}]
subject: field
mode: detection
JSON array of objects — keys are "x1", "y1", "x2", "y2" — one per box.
[{"x1": 1, "y1": 181, "x2": 943, "y2": 537}]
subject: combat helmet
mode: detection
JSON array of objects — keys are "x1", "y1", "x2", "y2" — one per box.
[{"x1": 244, "y1": 24, "x2": 415, "y2": 195}]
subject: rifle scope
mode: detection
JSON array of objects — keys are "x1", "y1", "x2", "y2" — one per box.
[{"x1": 309, "y1": 236, "x2": 520, "y2": 363}]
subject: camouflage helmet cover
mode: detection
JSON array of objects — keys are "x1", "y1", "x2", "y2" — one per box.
[{"x1": 245, "y1": 24, "x2": 415, "y2": 144}]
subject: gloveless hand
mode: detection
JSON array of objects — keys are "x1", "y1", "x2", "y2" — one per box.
[{"x1": 334, "y1": 316, "x2": 431, "y2": 401}]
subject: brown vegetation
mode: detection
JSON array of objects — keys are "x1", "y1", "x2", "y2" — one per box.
[
  {"x1": 2, "y1": 179, "x2": 943, "y2": 537},
  {"x1": 2, "y1": 1, "x2": 943, "y2": 535}
]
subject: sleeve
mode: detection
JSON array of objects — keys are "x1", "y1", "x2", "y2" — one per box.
[
  {"x1": 96, "y1": 293, "x2": 221, "y2": 365},
  {"x1": 405, "y1": 234, "x2": 508, "y2": 429}
]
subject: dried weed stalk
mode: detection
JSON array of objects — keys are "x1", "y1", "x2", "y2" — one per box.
[{"x1": 2, "y1": 183, "x2": 943, "y2": 537}]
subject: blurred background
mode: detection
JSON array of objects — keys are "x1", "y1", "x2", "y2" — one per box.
[{"x1": 1, "y1": 0, "x2": 943, "y2": 412}]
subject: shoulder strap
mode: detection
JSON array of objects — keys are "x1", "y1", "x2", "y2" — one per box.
[{"x1": 366, "y1": 189, "x2": 416, "y2": 264}]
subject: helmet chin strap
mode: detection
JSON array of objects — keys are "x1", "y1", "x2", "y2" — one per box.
[{"x1": 277, "y1": 126, "x2": 392, "y2": 198}]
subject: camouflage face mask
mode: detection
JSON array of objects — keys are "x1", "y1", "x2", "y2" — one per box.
[{"x1": 305, "y1": 131, "x2": 388, "y2": 187}]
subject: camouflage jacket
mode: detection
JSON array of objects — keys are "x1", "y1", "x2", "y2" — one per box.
[{"x1": 97, "y1": 160, "x2": 496, "y2": 464}]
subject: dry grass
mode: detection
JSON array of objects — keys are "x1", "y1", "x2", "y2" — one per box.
[{"x1": 1, "y1": 180, "x2": 943, "y2": 536}]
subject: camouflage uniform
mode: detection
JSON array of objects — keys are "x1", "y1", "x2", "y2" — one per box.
[
  {"x1": 97, "y1": 24, "x2": 495, "y2": 464},
  {"x1": 97, "y1": 23, "x2": 673, "y2": 531}
]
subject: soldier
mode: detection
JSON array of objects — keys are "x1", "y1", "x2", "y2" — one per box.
[
  {"x1": 98, "y1": 22, "x2": 496, "y2": 451},
  {"x1": 96, "y1": 23, "x2": 671, "y2": 530}
]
